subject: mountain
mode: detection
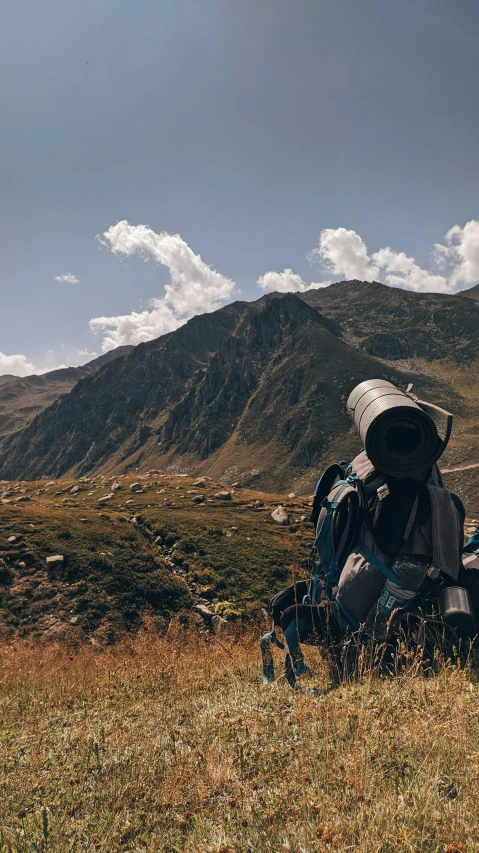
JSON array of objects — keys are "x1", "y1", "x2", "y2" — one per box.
[
  {"x1": 0, "y1": 347, "x2": 132, "y2": 438},
  {"x1": 460, "y1": 283, "x2": 479, "y2": 302},
  {"x1": 0, "y1": 282, "x2": 478, "y2": 492},
  {"x1": 0, "y1": 289, "x2": 452, "y2": 490},
  {"x1": 301, "y1": 279, "x2": 479, "y2": 362}
]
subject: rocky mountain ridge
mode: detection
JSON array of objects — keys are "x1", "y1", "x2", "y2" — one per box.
[
  {"x1": 302, "y1": 279, "x2": 479, "y2": 362},
  {"x1": 0, "y1": 281, "x2": 478, "y2": 492}
]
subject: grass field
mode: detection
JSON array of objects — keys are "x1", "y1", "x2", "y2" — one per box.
[{"x1": 1, "y1": 626, "x2": 478, "y2": 853}]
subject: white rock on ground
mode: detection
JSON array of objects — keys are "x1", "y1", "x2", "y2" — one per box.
[
  {"x1": 215, "y1": 491, "x2": 232, "y2": 500},
  {"x1": 46, "y1": 555, "x2": 64, "y2": 567},
  {"x1": 130, "y1": 483, "x2": 144, "y2": 493},
  {"x1": 98, "y1": 494, "x2": 114, "y2": 503},
  {"x1": 271, "y1": 506, "x2": 290, "y2": 525}
]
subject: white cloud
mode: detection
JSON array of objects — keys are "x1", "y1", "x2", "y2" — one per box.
[
  {"x1": 303, "y1": 220, "x2": 479, "y2": 294},
  {"x1": 91, "y1": 220, "x2": 236, "y2": 351},
  {"x1": 371, "y1": 246, "x2": 449, "y2": 293},
  {"x1": 0, "y1": 352, "x2": 67, "y2": 378},
  {"x1": 89, "y1": 302, "x2": 181, "y2": 352},
  {"x1": 434, "y1": 220, "x2": 479, "y2": 287},
  {"x1": 257, "y1": 268, "x2": 331, "y2": 293},
  {"x1": 309, "y1": 227, "x2": 377, "y2": 281},
  {"x1": 54, "y1": 273, "x2": 80, "y2": 284}
]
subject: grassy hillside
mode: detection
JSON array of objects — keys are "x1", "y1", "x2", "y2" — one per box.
[
  {"x1": 0, "y1": 630, "x2": 478, "y2": 852},
  {"x1": 0, "y1": 473, "x2": 314, "y2": 640},
  {"x1": 1, "y1": 468, "x2": 478, "y2": 644}
]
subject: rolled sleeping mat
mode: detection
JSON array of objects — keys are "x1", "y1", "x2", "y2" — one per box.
[{"x1": 347, "y1": 379, "x2": 453, "y2": 478}]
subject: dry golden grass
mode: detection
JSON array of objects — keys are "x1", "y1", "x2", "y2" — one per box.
[{"x1": 1, "y1": 626, "x2": 478, "y2": 852}]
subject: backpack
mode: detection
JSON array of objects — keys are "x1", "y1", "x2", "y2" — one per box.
[{"x1": 261, "y1": 454, "x2": 468, "y2": 687}]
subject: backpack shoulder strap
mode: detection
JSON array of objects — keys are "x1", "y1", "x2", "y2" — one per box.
[{"x1": 309, "y1": 463, "x2": 346, "y2": 526}]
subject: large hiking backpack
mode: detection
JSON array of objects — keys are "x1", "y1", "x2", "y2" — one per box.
[{"x1": 261, "y1": 455, "x2": 470, "y2": 687}]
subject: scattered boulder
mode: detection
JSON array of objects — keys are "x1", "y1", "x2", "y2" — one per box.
[
  {"x1": 7, "y1": 535, "x2": 18, "y2": 544},
  {"x1": 125, "y1": 499, "x2": 135, "y2": 506},
  {"x1": 211, "y1": 614, "x2": 227, "y2": 633},
  {"x1": 271, "y1": 506, "x2": 290, "y2": 526},
  {"x1": 46, "y1": 555, "x2": 64, "y2": 568},
  {"x1": 288, "y1": 492, "x2": 297, "y2": 498},
  {"x1": 15, "y1": 495, "x2": 30, "y2": 503},
  {"x1": 70, "y1": 485, "x2": 80, "y2": 495},
  {"x1": 98, "y1": 494, "x2": 114, "y2": 503},
  {"x1": 194, "y1": 604, "x2": 215, "y2": 623},
  {"x1": 193, "y1": 480, "x2": 206, "y2": 488},
  {"x1": 130, "y1": 483, "x2": 144, "y2": 493},
  {"x1": 193, "y1": 495, "x2": 205, "y2": 504},
  {"x1": 215, "y1": 491, "x2": 232, "y2": 501},
  {"x1": 111, "y1": 481, "x2": 122, "y2": 492}
]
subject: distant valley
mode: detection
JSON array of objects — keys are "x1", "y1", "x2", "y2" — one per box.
[{"x1": 0, "y1": 346, "x2": 132, "y2": 438}]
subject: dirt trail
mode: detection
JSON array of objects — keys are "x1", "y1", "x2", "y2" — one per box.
[{"x1": 442, "y1": 461, "x2": 479, "y2": 473}]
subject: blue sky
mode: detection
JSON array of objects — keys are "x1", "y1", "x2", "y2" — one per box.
[{"x1": 1, "y1": 0, "x2": 479, "y2": 374}]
